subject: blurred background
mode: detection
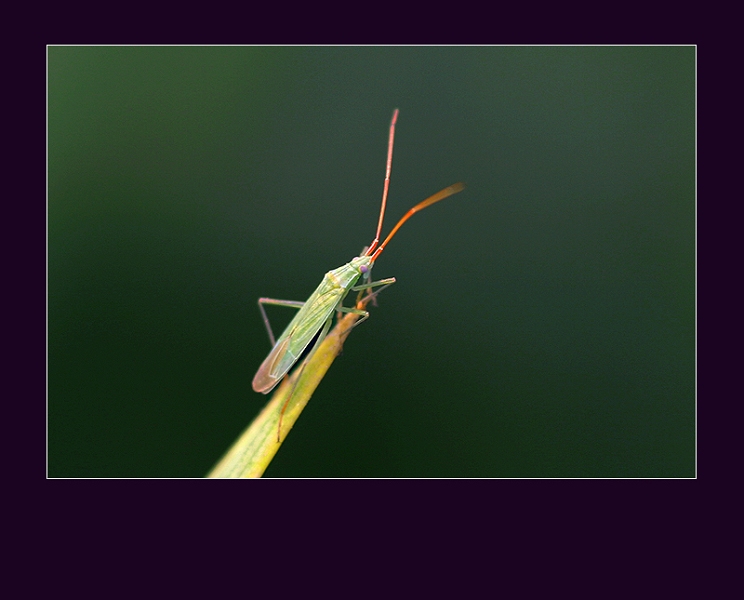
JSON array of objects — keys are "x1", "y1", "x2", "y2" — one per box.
[{"x1": 48, "y1": 46, "x2": 695, "y2": 477}]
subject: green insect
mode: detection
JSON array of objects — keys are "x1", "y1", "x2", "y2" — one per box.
[{"x1": 252, "y1": 109, "x2": 464, "y2": 397}]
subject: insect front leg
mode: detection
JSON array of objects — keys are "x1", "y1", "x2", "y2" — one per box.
[
  {"x1": 351, "y1": 276, "x2": 396, "y2": 308},
  {"x1": 351, "y1": 276, "x2": 396, "y2": 293},
  {"x1": 334, "y1": 277, "x2": 396, "y2": 328},
  {"x1": 257, "y1": 297, "x2": 306, "y2": 347}
]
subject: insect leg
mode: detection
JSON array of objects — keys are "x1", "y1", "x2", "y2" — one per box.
[
  {"x1": 350, "y1": 277, "x2": 396, "y2": 292},
  {"x1": 337, "y1": 278, "x2": 396, "y2": 330},
  {"x1": 335, "y1": 305, "x2": 371, "y2": 328},
  {"x1": 359, "y1": 280, "x2": 395, "y2": 309},
  {"x1": 257, "y1": 297, "x2": 305, "y2": 347},
  {"x1": 351, "y1": 276, "x2": 396, "y2": 308}
]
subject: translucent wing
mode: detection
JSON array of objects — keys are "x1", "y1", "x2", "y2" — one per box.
[{"x1": 252, "y1": 275, "x2": 348, "y2": 394}]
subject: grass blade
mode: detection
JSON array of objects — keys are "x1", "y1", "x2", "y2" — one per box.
[{"x1": 207, "y1": 311, "x2": 362, "y2": 478}]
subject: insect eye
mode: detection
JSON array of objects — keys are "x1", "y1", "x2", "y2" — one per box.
[{"x1": 360, "y1": 265, "x2": 369, "y2": 274}]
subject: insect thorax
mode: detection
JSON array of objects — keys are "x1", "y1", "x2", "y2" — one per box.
[{"x1": 326, "y1": 255, "x2": 373, "y2": 289}]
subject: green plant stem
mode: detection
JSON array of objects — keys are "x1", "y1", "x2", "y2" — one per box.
[{"x1": 207, "y1": 311, "x2": 362, "y2": 478}]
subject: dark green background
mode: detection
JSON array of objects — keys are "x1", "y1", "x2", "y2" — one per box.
[{"x1": 48, "y1": 46, "x2": 695, "y2": 477}]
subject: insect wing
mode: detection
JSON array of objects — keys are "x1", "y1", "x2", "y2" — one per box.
[
  {"x1": 252, "y1": 335, "x2": 292, "y2": 393},
  {"x1": 252, "y1": 280, "x2": 346, "y2": 394}
]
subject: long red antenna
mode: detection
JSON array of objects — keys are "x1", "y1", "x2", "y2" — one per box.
[
  {"x1": 366, "y1": 108, "x2": 398, "y2": 256},
  {"x1": 370, "y1": 182, "x2": 465, "y2": 262}
]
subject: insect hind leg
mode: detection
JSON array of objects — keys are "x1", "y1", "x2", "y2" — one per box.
[{"x1": 258, "y1": 297, "x2": 306, "y2": 347}]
